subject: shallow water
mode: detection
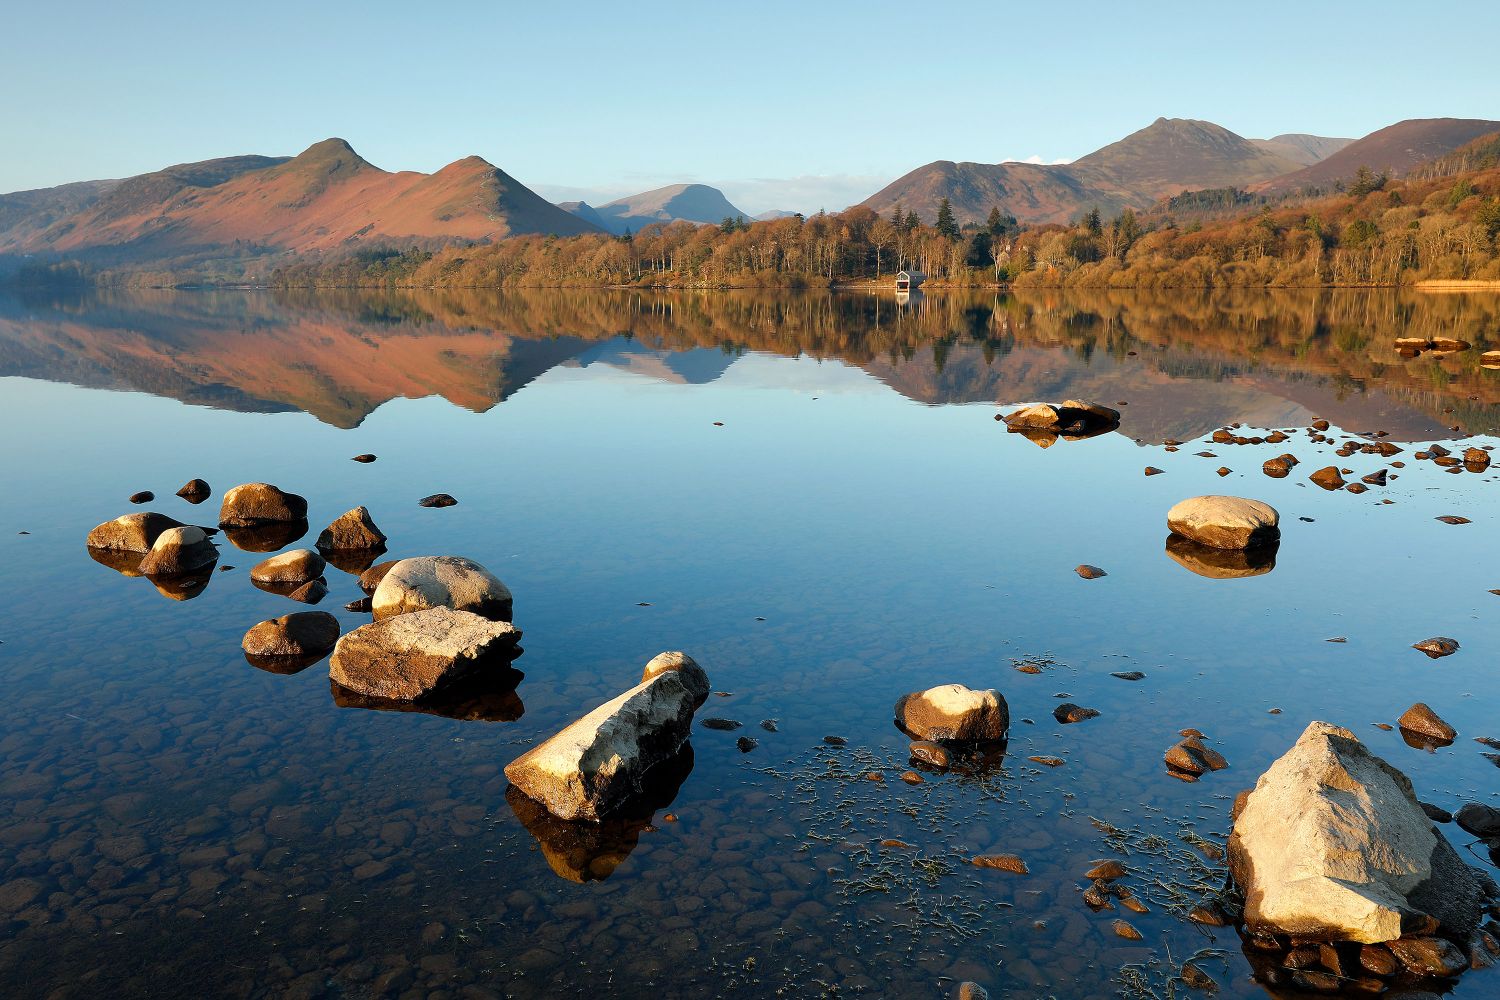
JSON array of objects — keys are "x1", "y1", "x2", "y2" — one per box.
[{"x1": 0, "y1": 287, "x2": 1497, "y2": 999}]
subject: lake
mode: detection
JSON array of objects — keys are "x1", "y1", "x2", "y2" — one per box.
[{"x1": 0, "y1": 286, "x2": 1497, "y2": 999}]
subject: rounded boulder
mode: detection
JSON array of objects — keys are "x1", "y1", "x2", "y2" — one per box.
[
  {"x1": 371, "y1": 556, "x2": 513, "y2": 622},
  {"x1": 1167, "y1": 496, "x2": 1280, "y2": 550}
]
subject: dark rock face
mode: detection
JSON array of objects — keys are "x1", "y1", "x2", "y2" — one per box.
[
  {"x1": 175, "y1": 479, "x2": 211, "y2": 503},
  {"x1": 418, "y1": 494, "x2": 458, "y2": 508},
  {"x1": 1455, "y1": 803, "x2": 1500, "y2": 840},
  {"x1": 128, "y1": 490, "x2": 154, "y2": 504},
  {"x1": 1053, "y1": 704, "x2": 1100, "y2": 724},
  {"x1": 1075, "y1": 564, "x2": 1107, "y2": 579},
  {"x1": 331, "y1": 667, "x2": 524, "y2": 722},
  {"x1": 218, "y1": 482, "x2": 308, "y2": 527}
]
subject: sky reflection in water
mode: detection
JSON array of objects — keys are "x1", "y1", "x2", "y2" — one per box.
[{"x1": 0, "y1": 288, "x2": 1497, "y2": 998}]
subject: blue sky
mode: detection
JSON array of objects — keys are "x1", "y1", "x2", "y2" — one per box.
[{"x1": 4, "y1": 0, "x2": 1498, "y2": 213}]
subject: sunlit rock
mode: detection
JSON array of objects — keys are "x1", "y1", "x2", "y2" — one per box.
[
  {"x1": 1166, "y1": 495, "x2": 1279, "y2": 550},
  {"x1": 641, "y1": 651, "x2": 710, "y2": 707},
  {"x1": 138, "y1": 525, "x2": 218, "y2": 576},
  {"x1": 1228, "y1": 721, "x2": 1487, "y2": 945},
  {"x1": 86, "y1": 512, "x2": 185, "y2": 552},
  {"x1": 894, "y1": 684, "x2": 1008, "y2": 743},
  {"x1": 371, "y1": 555, "x2": 512, "y2": 622},
  {"x1": 217, "y1": 482, "x2": 308, "y2": 527},
  {"x1": 249, "y1": 548, "x2": 325, "y2": 587},
  {"x1": 330, "y1": 606, "x2": 519, "y2": 701},
  {"x1": 316, "y1": 505, "x2": 388, "y2": 551},
  {"x1": 504, "y1": 670, "x2": 702, "y2": 822},
  {"x1": 242, "y1": 611, "x2": 339, "y2": 662},
  {"x1": 175, "y1": 478, "x2": 211, "y2": 504}
]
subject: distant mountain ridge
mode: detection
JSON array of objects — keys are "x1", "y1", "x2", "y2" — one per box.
[
  {"x1": 1249, "y1": 134, "x2": 1354, "y2": 166},
  {"x1": 0, "y1": 139, "x2": 599, "y2": 269},
  {"x1": 564, "y1": 183, "x2": 748, "y2": 234}
]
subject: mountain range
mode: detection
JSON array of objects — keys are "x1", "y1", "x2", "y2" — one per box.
[
  {"x1": 0, "y1": 138, "x2": 598, "y2": 267},
  {"x1": 2, "y1": 116, "x2": 1495, "y2": 272},
  {"x1": 860, "y1": 116, "x2": 1497, "y2": 226}
]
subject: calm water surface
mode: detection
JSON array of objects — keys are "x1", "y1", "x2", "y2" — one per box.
[{"x1": 0, "y1": 287, "x2": 1497, "y2": 999}]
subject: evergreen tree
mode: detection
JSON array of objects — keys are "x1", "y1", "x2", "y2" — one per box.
[{"x1": 936, "y1": 198, "x2": 959, "y2": 240}]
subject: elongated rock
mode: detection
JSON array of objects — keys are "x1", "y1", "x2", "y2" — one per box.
[
  {"x1": 242, "y1": 612, "x2": 339, "y2": 659},
  {"x1": 505, "y1": 671, "x2": 702, "y2": 821},
  {"x1": 329, "y1": 606, "x2": 521, "y2": 701},
  {"x1": 1228, "y1": 721, "x2": 1487, "y2": 944}
]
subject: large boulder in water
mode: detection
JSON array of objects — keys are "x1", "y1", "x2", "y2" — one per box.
[
  {"x1": 218, "y1": 482, "x2": 307, "y2": 527},
  {"x1": 86, "y1": 512, "x2": 185, "y2": 552},
  {"x1": 894, "y1": 684, "x2": 1009, "y2": 743},
  {"x1": 1228, "y1": 721, "x2": 1488, "y2": 944},
  {"x1": 371, "y1": 556, "x2": 513, "y2": 622},
  {"x1": 329, "y1": 606, "x2": 521, "y2": 701},
  {"x1": 1167, "y1": 496, "x2": 1280, "y2": 550},
  {"x1": 138, "y1": 526, "x2": 218, "y2": 576},
  {"x1": 504, "y1": 671, "x2": 703, "y2": 822}
]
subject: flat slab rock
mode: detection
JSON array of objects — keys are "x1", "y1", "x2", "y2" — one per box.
[
  {"x1": 1228, "y1": 721, "x2": 1487, "y2": 944},
  {"x1": 1167, "y1": 495, "x2": 1280, "y2": 550},
  {"x1": 505, "y1": 670, "x2": 701, "y2": 822},
  {"x1": 329, "y1": 606, "x2": 521, "y2": 701}
]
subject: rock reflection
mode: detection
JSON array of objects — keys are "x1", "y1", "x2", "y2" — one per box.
[
  {"x1": 87, "y1": 542, "x2": 217, "y2": 599},
  {"x1": 86, "y1": 546, "x2": 145, "y2": 577},
  {"x1": 505, "y1": 746, "x2": 693, "y2": 882},
  {"x1": 318, "y1": 543, "x2": 388, "y2": 576},
  {"x1": 147, "y1": 565, "x2": 217, "y2": 601},
  {"x1": 222, "y1": 519, "x2": 309, "y2": 553},
  {"x1": 329, "y1": 665, "x2": 525, "y2": 721},
  {"x1": 245, "y1": 650, "x2": 327, "y2": 676},
  {"x1": 1165, "y1": 535, "x2": 1278, "y2": 580},
  {"x1": 1398, "y1": 727, "x2": 1455, "y2": 751}
]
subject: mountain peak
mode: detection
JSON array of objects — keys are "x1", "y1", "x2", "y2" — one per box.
[{"x1": 289, "y1": 138, "x2": 375, "y2": 172}]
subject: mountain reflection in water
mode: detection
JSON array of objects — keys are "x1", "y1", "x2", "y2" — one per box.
[{"x1": 2, "y1": 286, "x2": 1498, "y2": 440}]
